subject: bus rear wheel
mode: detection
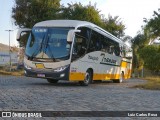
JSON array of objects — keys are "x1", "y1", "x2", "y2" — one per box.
[
  {"x1": 47, "y1": 79, "x2": 59, "y2": 83},
  {"x1": 79, "y1": 70, "x2": 92, "y2": 86},
  {"x1": 113, "y1": 72, "x2": 124, "y2": 83}
]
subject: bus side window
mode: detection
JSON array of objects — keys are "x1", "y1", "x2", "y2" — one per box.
[
  {"x1": 102, "y1": 37, "x2": 120, "y2": 56},
  {"x1": 72, "y1": 34, "x2": 87, "y2": 59},
  {"x1": 121, "y1": 45, "x2": 126, "y2": 57},
  {"x1": 114, "y1": 42, "x2": 120, "y2": 56},
  {"x1": 76, "y1": 27, "x2": 91, "y2": 53},
  {"x1": 88, "y1": 30, "x2": 102, "y2": 52},
  {"x1": 101, "y1": 36, "x2": 110, "y2": 53},
  {"x1": 109, "y1": 45, "x2": 114, "y2": 54},
  {"x1": 88, "y1": 31, "x2": 96, "y2": 52}
]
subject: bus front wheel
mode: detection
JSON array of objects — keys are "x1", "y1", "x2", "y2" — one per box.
[
  {"x1": 79, "y1": 70, "x2": 92, "y2": 86},
  {"x1": 47, "y1": 79, "x2": 59, "y2": 83}
]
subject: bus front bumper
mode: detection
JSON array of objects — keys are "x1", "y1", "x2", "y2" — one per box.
[{"x1": 24, "y1": 65, "x2": 70, "y2": 80}]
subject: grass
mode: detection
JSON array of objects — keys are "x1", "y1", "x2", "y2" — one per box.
[
  {"x1": 134, "y1": 76, "x2": 160, "y2": 90},
  {"x1": 0, "y1": 70, "x2": 24, "y2": 76}
]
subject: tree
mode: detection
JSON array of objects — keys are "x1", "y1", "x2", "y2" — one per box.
[
  {"x1": 60, "y1": 2, "x2": 103, "y2": 27},
  {"x1": 12, "y1": 1, "x2": 126, "y2": 47},
  {"x1": 132, "y1": 34, "x2": 147, "y2": 71},
  {"x1": 132, "y1": 8, "x2": 160, "y2": 72},
  {"x1": 12, "y1": 0, "x2": 61, "y2": 28},
  {"x1": 139, "y1": 45, "x2": 160, "y2": 72},
  {"x1": 12, "y1": 0, "x2": 61, "y2": 47},
  {"x1": 60, "y1": 2, "x2": 125, "y2": 38},
  {"x1": 102, "y1": 15, "x2": 125, "y2": 38},
  {"x1": 143, "y1": 8, "x2": 160, "y2": 44},
  {"x1": 132, "y1": 34, "x2": 148, "y2": 48}
]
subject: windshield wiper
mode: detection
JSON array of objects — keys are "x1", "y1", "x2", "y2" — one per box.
[
  {"x1": 44, "y1": 37, "x2": 56, "y2": 62},
  {"x1": 28, "y1": 33, "x2": 46, "y2": 60}
]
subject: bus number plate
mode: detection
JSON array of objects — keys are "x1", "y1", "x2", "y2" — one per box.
[
  {"x1": 37, "y1": 74, "x2": 45, "y2": 78},
  {"x1": 35, "y1": 63, "x2": 45, "y2": 69}
]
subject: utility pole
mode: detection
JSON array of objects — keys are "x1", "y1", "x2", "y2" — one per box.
[{"x1": 5, "y1": 30, "x2": 13, "y2": 71}]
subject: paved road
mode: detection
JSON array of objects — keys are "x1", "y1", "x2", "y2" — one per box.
[{"x1": 0, "y1": 75, "x2": 160, "y2": 120}]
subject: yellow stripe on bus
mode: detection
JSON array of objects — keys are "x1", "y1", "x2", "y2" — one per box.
[
  {"x1": 93, "y1": 74, "x2": 120, "y2": 80},
  {"x1": 69, "y1": 72, "x2": 85, "y2": 81},
  {"x1": 70, "y1": 73, "x2": 121, "y2": 81}
]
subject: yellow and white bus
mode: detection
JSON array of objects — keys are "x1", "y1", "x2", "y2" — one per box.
[{"x1": 17, "y1": 20, "x2": 132, "y2": 86}]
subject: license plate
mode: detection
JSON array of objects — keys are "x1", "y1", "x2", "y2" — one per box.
[
  {"x1": 35, "y1": 63, "x2": 45, "y2": 69},
  {"x1": 37, "y1": 74, "x2": 45, "y2": 78}
]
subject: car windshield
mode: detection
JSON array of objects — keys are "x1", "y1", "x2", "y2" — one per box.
[{"x1": 25, "y1": 27, "x2": 72, "y2": 62}]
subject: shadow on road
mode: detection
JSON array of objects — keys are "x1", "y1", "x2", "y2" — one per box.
[{"x1": 27, "y1": 80, "x2": 116, "y2": 87}]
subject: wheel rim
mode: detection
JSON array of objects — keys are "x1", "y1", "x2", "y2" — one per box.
[
  {"x1": 84, "y1": 72, "x2": 90, "y2": 84},
  {"x1": 119, "y1": 73, "x2": 124, "y2": 83}
]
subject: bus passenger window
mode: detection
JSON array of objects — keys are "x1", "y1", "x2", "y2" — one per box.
[
  {"x1": 88, "y1": 31, "x2": 102, "y2": 52},
  {"x1": 101, "y1": 36, "x2": 110, "y2": 53},
  {"x1": 121, "y1": 46, "x2": 126, "y2": 57},
  {"x1": 109, "y1": 45, "x2": 114, "y2": 54},
  {"x1": 114, "y1": 43, "x2": 120, "y2": 56},
  {"x1": 72, "y1": 34, "x2": 87, "y2": 59}
]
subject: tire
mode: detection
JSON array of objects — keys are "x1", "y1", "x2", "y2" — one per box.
[
  {"x1": 113, "y1": 72, "x2": 124, "y2": 83},
  {"x1": 47, "y1": 79, "x2": 59, "y2": 83},
  {"x1": 93, "y1": 80, "x2": 102, "y2": 83},
  {"x1": 79, "y1": 70, "x2": 92, "y2": 86}
]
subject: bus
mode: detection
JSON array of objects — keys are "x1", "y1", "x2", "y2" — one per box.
[{"x1": 17, "y1": 20, "x2": 132, "y2": 86}]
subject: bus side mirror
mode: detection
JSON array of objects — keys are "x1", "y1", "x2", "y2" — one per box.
[
  {"x1": 67, "y1": 30, "x2": 81, "y2": 42},
  {"x1": 16, "y1": 28, "x2": 31, "y2": 41}
]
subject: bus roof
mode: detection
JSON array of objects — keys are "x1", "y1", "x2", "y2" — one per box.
[
  {"x1": 34, "y1": 20, "x2": 93, "y2": 28},
  {"x1": 34, "y1": 20, "x2": 124, "y2": 45}
]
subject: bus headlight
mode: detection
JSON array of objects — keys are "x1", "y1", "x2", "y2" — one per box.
[
  {"x1": 54, "y1": 65, "x2": 68, "y2": 72},
  {"x1": 24, "y1": 63, "x2": 32, "y2": 70}
]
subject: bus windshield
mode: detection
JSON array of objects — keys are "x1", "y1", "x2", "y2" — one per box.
[{"x1": 25, "y1": 27, "x2": 72, "y2": 62}]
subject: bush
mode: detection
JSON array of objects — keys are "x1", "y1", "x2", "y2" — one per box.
[{"x1": 139, "y1": 45, "x2": 160, "y2": 72}]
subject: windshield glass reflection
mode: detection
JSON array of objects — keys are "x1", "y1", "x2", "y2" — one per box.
[{"x1": 25, "y1": 27, "x2": 72, "y2": 61}]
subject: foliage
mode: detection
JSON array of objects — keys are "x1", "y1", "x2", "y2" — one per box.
[
  {"x1": 10, "y1": 45, "x2": 19, "y2": 52},
  {"x1": 19, "y1": 33, "x2": 30, "y2": 47},
  {"x1": 133, "y1": 76, "x2": 160, "y2": 90},
  {"x1": 12, "y1": 0, "x2": 61, "y2": 28},
  {"x1": 12, "y1": 1, "x2": 126, "y2": 47},
  {"x1": 0, "y1": 69, "x2": 24, "y2": 76},
  {"x1": 102, "y1": 15, "x2": 125, "y2": 38},
  {"x1": 60, "y1": 2, "x2": 103, "y2": 27},
  {"x1": 143, "y1": 9, "x2": 160, "y2": 44},
  {"x1": 139, "y1": 45, "x2": 160, "y2": 72},
  {"x1": 12, "y1": 0, "x2": 61, "y2": 47},
  {"x1": 60, "y1": 3, "x2": 125, "y2": 38},
  {"x1": 132, "y1": 34, "x2": 148, "y2": 48},
  {"x1": 132, "y1": 34, "x2": 145, "y2": 70},
  {"x1": 132, "y1": 8, "x2": 160, "y2": 72},
  {"x1": 133, "y1": 8, "x2": 160, "y2": 46},
  {"x1": 132, "y1": 49, "x2": 144, "y2": 71}
]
